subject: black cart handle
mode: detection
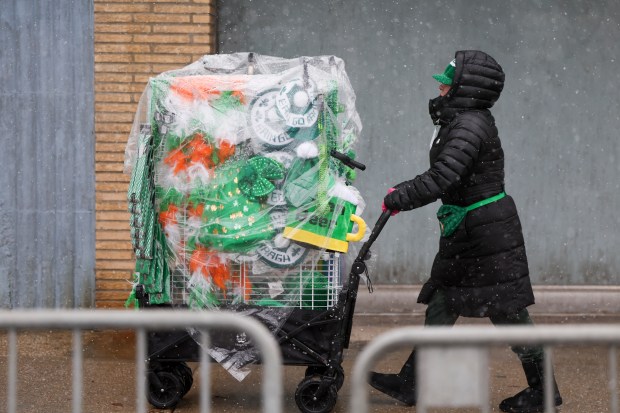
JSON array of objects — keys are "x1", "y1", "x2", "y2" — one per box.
[
  {"x1": 356, "y1": 209, "x2": 392, "y2": 263},
  {"x1": 330, "y1": 149, "x2": 366, "y2": 171}
]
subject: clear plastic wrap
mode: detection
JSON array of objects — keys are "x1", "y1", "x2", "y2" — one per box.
[{"x1": 124, "y1": 53, "x2": 365, "y2": 380}]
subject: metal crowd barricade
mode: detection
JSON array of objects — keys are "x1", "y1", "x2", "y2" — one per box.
[
  {"x1": 0, "y1": 309, "x2": 283, "y2": 413},
  {"x1": 350, "y1": 324, "x2": 620, "y2": 413}
]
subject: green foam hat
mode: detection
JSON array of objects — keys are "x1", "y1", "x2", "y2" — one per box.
[{"x1": 432, "y1": 59, "x2": 456, "y2": 85}]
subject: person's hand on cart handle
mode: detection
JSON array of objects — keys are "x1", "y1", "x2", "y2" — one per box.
[{"x1": 382, "y1": 188, "x2": 400, "y2": 216}]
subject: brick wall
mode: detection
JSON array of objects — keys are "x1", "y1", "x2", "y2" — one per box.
[{"x1": 94, "y1": 0, "x2": 216, "y2": 308}]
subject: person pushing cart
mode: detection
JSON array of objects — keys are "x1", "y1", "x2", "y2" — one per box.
[{"x1": 369, "y1": 50, "x2": 563, "y2": 413}]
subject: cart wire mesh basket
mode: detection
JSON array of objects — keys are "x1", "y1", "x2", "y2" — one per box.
[{"x1": 170, "y1": 252, "x2": 343, "y2": 309}]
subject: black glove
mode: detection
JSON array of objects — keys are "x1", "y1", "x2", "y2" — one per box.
[{"x1": 383, "y1": 183, "x2": 414, "y2": 211}]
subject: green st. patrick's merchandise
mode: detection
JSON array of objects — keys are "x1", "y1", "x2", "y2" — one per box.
[{"x1": 124, "y1": 53, "x2": 366, "y2": 312}]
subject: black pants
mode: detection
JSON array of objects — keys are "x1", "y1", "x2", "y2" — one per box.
[{"x1": 425, "y1": 289, "x2": 543, "y2": 363}]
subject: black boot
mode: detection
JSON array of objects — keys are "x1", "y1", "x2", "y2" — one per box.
[
  {"x1": 499, "y1": 359, "x2": 563, "y2": 413},
  {"x1": 368, "y1": 349, "x2": 416, "y2": 406}
]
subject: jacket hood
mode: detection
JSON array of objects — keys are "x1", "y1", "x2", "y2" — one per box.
[{"x1": 429, "y1": 50, "x2": 505, "y2": 124}]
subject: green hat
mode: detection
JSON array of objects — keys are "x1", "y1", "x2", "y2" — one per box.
[{"x1": 432, "y1": 58, "x2": 456, "y2": 85}]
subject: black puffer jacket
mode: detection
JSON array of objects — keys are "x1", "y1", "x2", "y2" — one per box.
[{"x1": 386, "y1": 50, "x2": 534, "y2": 317}]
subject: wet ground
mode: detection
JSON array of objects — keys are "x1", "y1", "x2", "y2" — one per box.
[{"x1": 1, "y1": 314, "x2": 619, "y2": 412}]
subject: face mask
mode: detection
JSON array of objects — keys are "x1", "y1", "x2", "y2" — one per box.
[{"x1": 428, "y1": 95, "x2": 446, "y2": 124}]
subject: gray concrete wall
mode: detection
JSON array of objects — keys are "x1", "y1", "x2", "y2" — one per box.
[
  {"x1": 218, "y1": 0, "x2": 620, "y2": 285},
  {"x1": 0, "y1": 1, "x2": 95, "y2": 308}
]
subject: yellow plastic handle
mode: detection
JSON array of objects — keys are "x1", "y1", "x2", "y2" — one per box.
[{"x1": 346, "y1": 214, "x2": 367, "y2": 242}]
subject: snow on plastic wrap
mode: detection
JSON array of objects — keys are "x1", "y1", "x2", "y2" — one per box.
[{"x1": 124, "y1": 53, "x2": 365, "y2": 380}]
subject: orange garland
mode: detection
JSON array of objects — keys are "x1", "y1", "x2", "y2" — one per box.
[
  {"x1": 163, "y1": 148, "x2": 188, "y2": 175},
  {"x1": 187, "y1": 203, "x2": 205, "y2": 219},
  {"x1": 163, "y1": 133, "x2": 236, "y2": 176},
  {"x1": 187, "y1": 134, "x2": 214, "y2": 168},
  {"x1": 188, "y1": 247, "x2": 252, "y2": 301},
  {"x1": 170, "y1": 75, "x2": 248, "y2": 102},
  {"x1": 189, "y1": 247, "x2": 231, "y2": 292},
  {"x1": 158, "y1": 205, "x2": 179, "y2": 227}
]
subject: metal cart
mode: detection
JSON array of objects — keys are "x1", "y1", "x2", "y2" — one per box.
[{"x1": 136, "y1": 154, "x2": 392, "y2": 413}]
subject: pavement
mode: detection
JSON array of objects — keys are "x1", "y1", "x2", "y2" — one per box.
[{"x1": 2, "y1": 286, "x2": 620, "y2": 413}]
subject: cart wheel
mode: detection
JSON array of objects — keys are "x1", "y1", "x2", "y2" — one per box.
[
  {"x1": 147, "y1": 370, "x2": 184, "y2": 409},
  {"x1": 173, "y1": 362, "x2": 194, "y2": 396},
  {"x1": 295, "y1": 377, "x2": 338, "y2": 413},
  {"x1": 304, "y1": 366, "x2": 345, "y2": 390}
]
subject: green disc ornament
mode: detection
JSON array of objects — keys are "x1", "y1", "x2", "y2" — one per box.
[
  {"x1": 250, "y1": 89, "x2": 296, "y2": 148},
  {"x1": 276, "y1": 79, "x2": 320, "y2": 141},
  {"x1": 256, "y1": 239, "x2": 308, "y2": 269}
]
